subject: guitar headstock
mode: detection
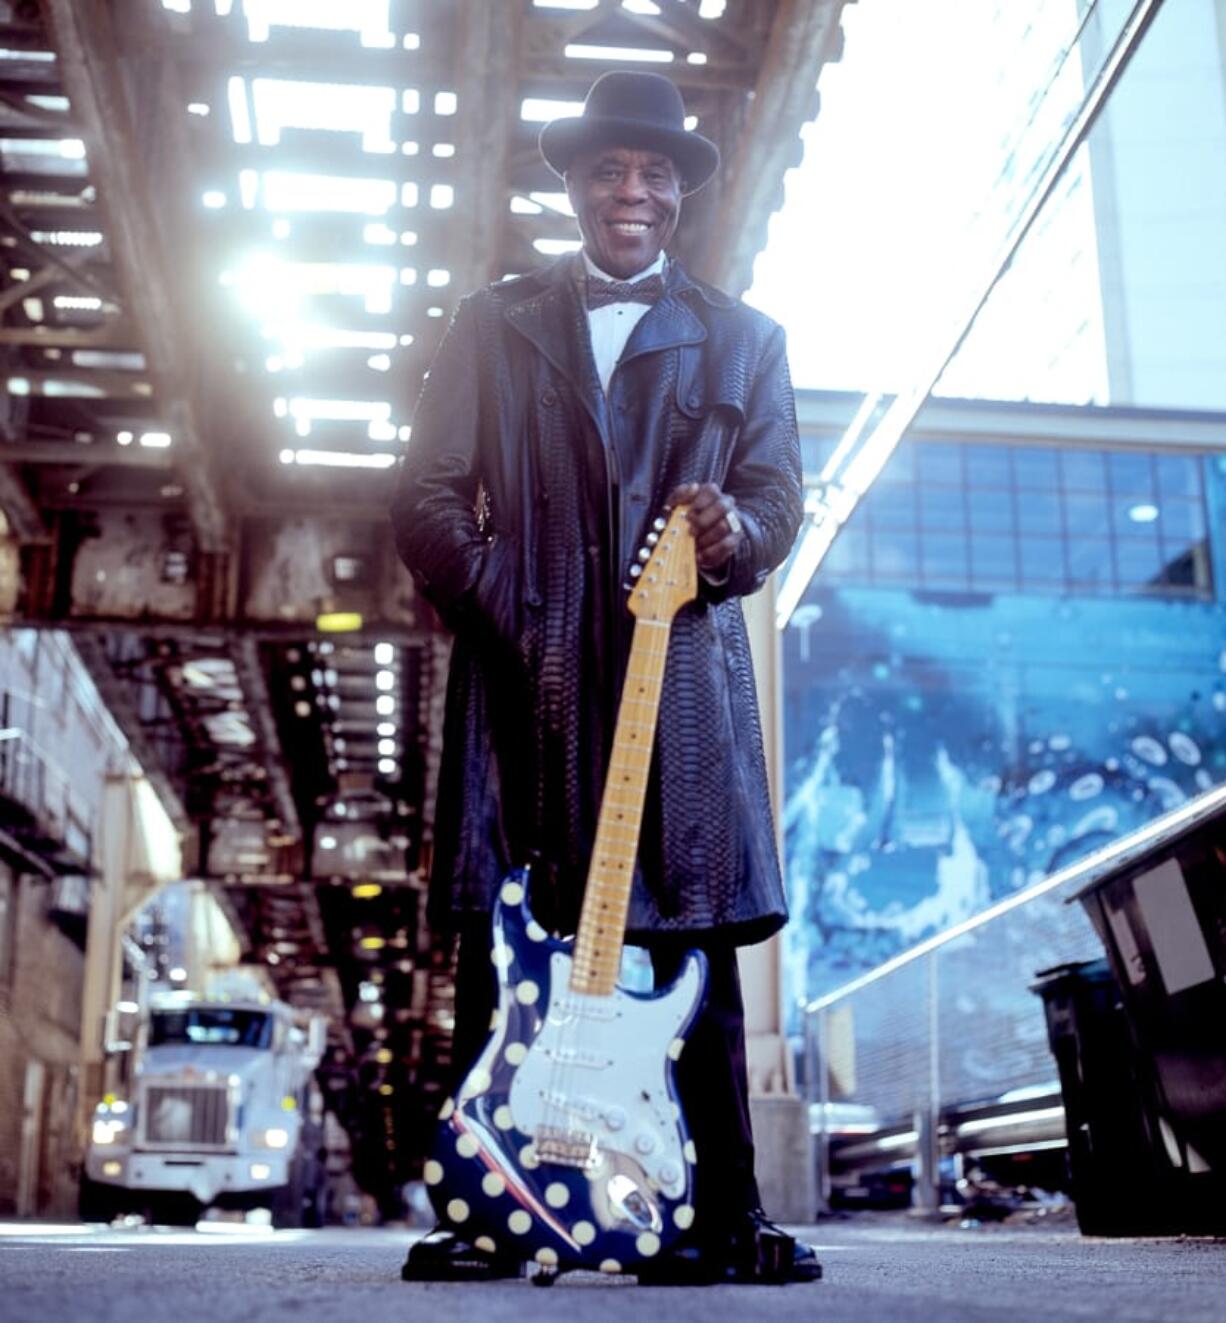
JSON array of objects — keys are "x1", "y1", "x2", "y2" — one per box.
[{"x1": 626, "y1": 505, "x2": 697, "y2": 622}]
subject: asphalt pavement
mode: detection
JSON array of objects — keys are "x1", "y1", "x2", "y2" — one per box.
[{"x1": 1, "y1": 1213, "x2": 1224, "y2": 1323}]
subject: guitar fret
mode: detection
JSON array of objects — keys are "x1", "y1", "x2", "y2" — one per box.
[{"x1": 571, "y1": 519, "x2": 695, "y2": 996}]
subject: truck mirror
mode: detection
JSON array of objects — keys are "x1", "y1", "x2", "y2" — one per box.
[{"x1": 103, "y1": 1006, "x2": 134, "y2": 1053}]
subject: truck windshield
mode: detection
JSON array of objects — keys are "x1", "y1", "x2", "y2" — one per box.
[{"x1": 149, "y1": 1009, "x2": 272, "y2": 1048}]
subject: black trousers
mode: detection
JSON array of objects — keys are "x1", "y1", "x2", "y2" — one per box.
[{"x1": 451, "y1": 918, "x2": 761, "y2": 1242}]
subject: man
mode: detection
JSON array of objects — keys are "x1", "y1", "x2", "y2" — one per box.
[{"x1": 391, "y1": 70, "x2": 815, "y2": 1285}]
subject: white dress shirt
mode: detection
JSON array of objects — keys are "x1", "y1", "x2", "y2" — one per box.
[{"x1": 581, "y1": 249, "x2": 667, "y2": 394}]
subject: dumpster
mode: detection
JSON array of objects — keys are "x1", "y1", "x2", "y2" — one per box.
[
  {"x1": 1033, "y1": 960, "x2": 1179, "y2": 1235},
  {"x1": 1071, "y1": 825, "x2": 1226, "y2": 1235}
]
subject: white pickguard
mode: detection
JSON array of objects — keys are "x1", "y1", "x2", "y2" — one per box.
[{"x1": 507, "y1": 950, "x2": 702, "y2": 1199}]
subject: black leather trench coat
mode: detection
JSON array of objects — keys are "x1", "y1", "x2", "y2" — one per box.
[{"x1": 391, "y1": 256, "x2": 803, "y2": 944}]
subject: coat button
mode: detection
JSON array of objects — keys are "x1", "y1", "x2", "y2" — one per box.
[
  {"x1": 687, "y1": 393, "x2": 701, "y2": 409},
  {"x1": 541, "y1": 388, "x2": 558, "y2": 406}
]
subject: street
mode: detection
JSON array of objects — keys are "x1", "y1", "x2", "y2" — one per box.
[{"x1": 2, "y1": 1214, "x2": 1224, "y2": 1323}]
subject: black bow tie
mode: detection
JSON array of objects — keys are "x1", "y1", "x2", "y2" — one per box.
[{"x1": 585, "y1": 273, "x2": 666, "y2": 309}]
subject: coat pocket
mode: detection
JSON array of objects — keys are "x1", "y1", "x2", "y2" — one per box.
[{"x1": 469, "y1": 534, "x2": 522, "y2": 649}]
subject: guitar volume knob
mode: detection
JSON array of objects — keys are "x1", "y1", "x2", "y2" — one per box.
[
  {"x1": 604, "y1": 1106, "x2": 626, "y2": 1131},
  {"x1": 634, "y1": 1131, "x2": 656, "y2": 1155}
]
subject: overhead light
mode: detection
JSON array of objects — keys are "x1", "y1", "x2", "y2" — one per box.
[
  {"x1": 375, "y1": 670, "x2": 395, "y2": 690},
  {"x1": 359, "y1": 935, "x2": 386, "y2": 951},
  {"x1": 374, "y1": 642, "x2": 395, "y2": 666},
  {"x1": 353, "y1": 882, "x2": 382, "y2": 899},
  {"x1": 1128, "y1": 502, "x2": 1160, "y2": 523},
  {"x1": 375, "y1": 695, "x2": 396, "y2": 716},
  {"x1": 378, "y1": 739, "x2": 397, "y2": 757},
  {"x1": 376, "y1": 721, "x2": 396, "y2": 737},
  {"x1": 318, "y1": 835, "x2": 337, "y2": 850}
]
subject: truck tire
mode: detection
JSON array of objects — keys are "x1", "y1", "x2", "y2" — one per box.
[
  {"x1": 146, "y1": 1193, "x2": 203, "y2": 1227},
  {"x1": 270, "y1": 1163, "x2": 306, "y2": 1229},
  {"x1": 78, "y1": 1175, "x2": 123, "y2": 1224}
]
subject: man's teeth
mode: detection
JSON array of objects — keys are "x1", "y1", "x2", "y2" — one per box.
[{"x1": 612, "y1": 222, "x2": 650, "y2": 233}]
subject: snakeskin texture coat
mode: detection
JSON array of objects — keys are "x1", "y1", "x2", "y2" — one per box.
[{"x1": 391, "y1": 256, "x2": 803, "y2": 944}]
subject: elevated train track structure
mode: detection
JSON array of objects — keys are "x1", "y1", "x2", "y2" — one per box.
[{"x1": 0, "y1": 0, "x2": 852, "y2": 1203}]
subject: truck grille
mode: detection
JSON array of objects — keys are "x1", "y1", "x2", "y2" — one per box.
[{"x1": 143, "y1": 1085, "x2": 230, "y2": 1148}]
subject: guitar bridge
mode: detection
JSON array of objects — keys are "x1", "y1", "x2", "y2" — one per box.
[{"x1": 534, "y1": 1125, "x2": 599, "y2": 1169}]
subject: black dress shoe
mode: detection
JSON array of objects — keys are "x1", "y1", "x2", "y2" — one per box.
[
  {"x1": 401, "y1": 1226, "x2": 526, "y2": 1282},
  {"x1": 636, "y1": 1209, "x2": 823, "y2": 1286}
]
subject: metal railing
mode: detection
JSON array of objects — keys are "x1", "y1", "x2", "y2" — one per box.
[{"x1": 800, "y1": 780, "x2": 1226, "y2": 1209}]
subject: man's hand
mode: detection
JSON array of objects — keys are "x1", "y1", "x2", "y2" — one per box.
[{"x1": 667, "y1": 482, "x2": 744, "y2": 574}]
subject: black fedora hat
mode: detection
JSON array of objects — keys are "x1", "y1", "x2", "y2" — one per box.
[{"x1": 539, "y1": 70, "x2": 719, "y2": 195}]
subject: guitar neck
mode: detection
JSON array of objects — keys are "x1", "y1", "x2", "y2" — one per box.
[{"x1": 569, "y1": 616, "x2": 672, "y2": 997}]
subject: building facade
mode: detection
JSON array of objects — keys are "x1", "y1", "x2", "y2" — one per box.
[
  {"x1": 782, "y1": 393, "x2": 1226, "y2": 1016},
  {"x1": 0, "y1": 631, "x2": 128, "y2": 1217}
]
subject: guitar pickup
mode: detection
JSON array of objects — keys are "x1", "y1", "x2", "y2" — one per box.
[{"x1": 534, "y1": 1125, "x2": 599, "y2": 1169}]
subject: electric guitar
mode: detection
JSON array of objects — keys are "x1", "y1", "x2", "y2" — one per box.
[{"x1": 425, "y1": 505, "x2": 706, "y2": 1278}]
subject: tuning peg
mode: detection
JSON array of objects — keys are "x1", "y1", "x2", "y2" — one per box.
[
  {"x1": 637, "y1": 547, "x2": 651, "y2": 563},
  {"x1": 653, "y1": 516, "x2": 667, "y2": 532},
  {"x1": 646, "y1": 532, "x2": 659, "y2": 546},
  {"x1": 629, "y1": 564, "x2": 643, "y2": 578}
]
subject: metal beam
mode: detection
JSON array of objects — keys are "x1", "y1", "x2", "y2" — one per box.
[
  {"x1": 38, "y1": 0, "x2": 231, "y2": 553},
  {"x1": 0, "y1": 440, "x2": 173, "y2": 466},
  {"x1": 0, "y1": 462, "x2": 49, "y2": 543},
  {"x1": 72, "y1": 631, "x2": 192, "y2": 834},
  {"x1": 232, "y1": 637, "x2": 302, "y2": 844},
  {"x1": 0, "y1": 324, "x2": 133, "y2": 348},
  {"x1": 449, "y1": 0, "x2": 524, "y2": 296},
  {"x1": 693, "y1": 0, "x2": 851, "y2": 295}
]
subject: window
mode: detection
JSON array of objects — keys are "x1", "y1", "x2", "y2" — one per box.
[{"x1": 812, "y1": 439, "x2": 1212, "y2": 600}]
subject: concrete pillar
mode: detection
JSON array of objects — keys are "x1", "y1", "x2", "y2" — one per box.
[
  {"x1": 741, "y1": 580, "x2": 816, "y2": 1223},
  {"x1": 78, "y1": 772, "x2": 182, "y2": 1136}
]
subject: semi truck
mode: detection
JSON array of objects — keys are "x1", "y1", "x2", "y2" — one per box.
[{"x1": 81, "y1": 992, "x2": 328, "y2": 1226}]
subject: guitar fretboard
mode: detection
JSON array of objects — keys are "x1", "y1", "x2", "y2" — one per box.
[{"x1": 569, "y1": 616, "x2": 672, "y2": 997}]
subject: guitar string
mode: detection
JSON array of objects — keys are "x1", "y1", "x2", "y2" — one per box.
[{"x1": 549, "y1": 620, "x2": 668, "y2": 1177}]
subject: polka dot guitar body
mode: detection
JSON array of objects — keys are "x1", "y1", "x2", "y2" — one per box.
[
  {"x1": 428, "y1": 870, "x2": 707, "y2": 1275},
  {"x1": 427, "y1": 507, "x2": 706, "y2": 1277}
]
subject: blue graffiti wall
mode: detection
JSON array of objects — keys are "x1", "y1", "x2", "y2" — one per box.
[{"x1": 782, "y1": 446, "x2": 1226, "y2": 1012}]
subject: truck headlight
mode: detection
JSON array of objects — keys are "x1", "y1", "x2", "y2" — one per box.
[
  {"x1": 92, "y1": 1118, "x2": 127, "y2": 1146},
  {"x1": 255, "y1": 1127, "x2": 290, "y2": 1150}
]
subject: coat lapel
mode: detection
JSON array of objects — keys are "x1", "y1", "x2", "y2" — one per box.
[
  {"x1": 503, "y1": 257, "x2": 609, "y2": 440},
  {"x1": 618, "y1": 262, "x2": 708, "y2": 368}
]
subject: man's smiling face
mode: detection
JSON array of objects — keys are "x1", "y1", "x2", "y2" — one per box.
[{"x1": 565, "y1": 145, "x2": 682, "y2": 279}]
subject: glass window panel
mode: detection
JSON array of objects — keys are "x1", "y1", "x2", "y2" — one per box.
[
  {"x1": 1066, "y1": 538, "x2": 1113, "y2": 588},
  {"x1": 1112, "y1": 497, "x2": 1161, "y2": 535},
  {"x1": 1060, "y1": 449, "x2": 1106, "y2": 491},
  {"x1": 1156, "y1": 454, "x2": 1202, "y2": 499},
  {"x1": 970, "y1": 535, "x2": 1017, "y2": 583},
  {"x1": 1107, "y1": 450, "x2": 1154, "y2": 497},
  {"x1": 1063, "y1": 492, "x2": 1109, "y2": 535},
  {"x1": 822, "y1": 528, "x2": 869, "y2": 579},
  {"x1": 870, "y1": 530, "x2": 919, "y2": 582},
  {"x1": 878, "y1": 442, "x2": 915, "y2": 484},
  {"x1": 968, "y1": 487, "x2": 1015, "y2": 533},
  {"x1": 863, "y1": 485, "x2": 918, "y2": 530},
  {"x1": 916, "y1": 442, "x2": 963, "y2": 485},
  {"x1": 1019, "y1": 536, "x2": 1065, "y2": 584},
  {"x1": 1157, "y1": 498, "x2": 1206, "y2": 541},
  {"x1": 920, "y1": 533, "x2": 968, "y2": 588},
  {"x1": 963, "y1": 444, "x2": 1012, "y2": 487},
  {"x1": 1115, "y1": 536, "x2": 1163, "y2": 588},
  {"x1": 919, "y1": 485, "x2": 966, "y2": 529},
  {"x1": 1011, "y1": 446, "x2": 1059, "y2": 489},
  {"x1": 1016, "y1": 490, "x2": 1062, "y2": 534}
]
